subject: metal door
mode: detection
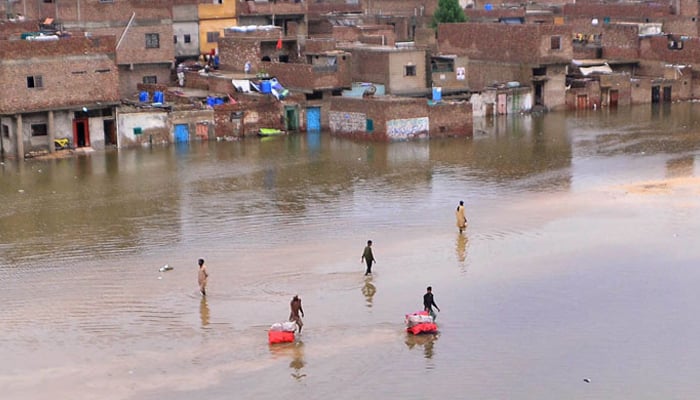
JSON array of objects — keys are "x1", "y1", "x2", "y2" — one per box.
[
  {"x1": 306, "y1": 107, "x2": 321, "y2": 132},
  {"x1": 174, "y1": 124, "x2": 189, "y2": 143}
]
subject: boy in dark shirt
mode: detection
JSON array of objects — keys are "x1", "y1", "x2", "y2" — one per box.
[{"x1": 423, "y1": 286, "x2": 441, "y2": 320}]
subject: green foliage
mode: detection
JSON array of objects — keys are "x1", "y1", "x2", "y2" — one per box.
[{"x1": 432, "y1": 0, "x2": 467, "y2": 28}]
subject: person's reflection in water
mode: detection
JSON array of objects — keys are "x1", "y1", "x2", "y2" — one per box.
[
  {"x1": 456, "y1": 232, "x2": 469, "y2": 272},
  {"x1": 289, "y1": 341, "x2": 306, "y2": 381},
  {"x1": 361, "y1": 277, "x2": 376, "y2": 308},
  {"x1": 405, "y1": 333, "x2": 438, "y2": 360},
  {"x1": 200, "y1": 296, "x2": 210, "y2": 328}
]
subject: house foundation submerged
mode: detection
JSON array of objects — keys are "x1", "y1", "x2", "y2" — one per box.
[{"x1": 329, "y1": 97, "x2": 472, "y2": 141}]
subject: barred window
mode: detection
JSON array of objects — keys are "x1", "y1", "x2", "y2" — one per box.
[{"x1": 146, "y1": 33, "x2": 160, "y2": 49}]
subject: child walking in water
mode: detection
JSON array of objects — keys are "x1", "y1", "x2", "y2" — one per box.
[{"x1": 361, "y1": 240, "x2": 376, "y2": 276}]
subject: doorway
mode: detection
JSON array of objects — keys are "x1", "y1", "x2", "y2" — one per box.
[
  {"x1": 285, "y1": 106, "x2": 299, "y2": 131},
  {"x1": 73, "y1": 118, "x2": 90, "y2": 148},
  {"x1": 104, "y1": 120, "x2": 116, "y2": 146},
  {"x1": 651, "y1": 86, "x2": 660, "y2": 103},
  {"x1": 609, "y1": 90, "x2": 619, "y2": 108},
  {"x1": 576, "y1": 94, "x2": 588, "y2": 109}
]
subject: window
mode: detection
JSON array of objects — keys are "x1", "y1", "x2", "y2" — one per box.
[
  {"x1": 404, "y1": 65, "x2": 416, "y2": 76},
  {"x1": 2, "y1": 125, "x2": 9, "y2": 138},
  {"x1": 143, "y1": 76, "x2": 157, "y2": 84},
  {"x1": 95, "y1": 68, "x2": 110, "y2": 73},
  {"x1": 31, "y1": 123, "x2": 48, "y2": 137},
  {"x1": 27, "y1": 75, "x2": 43, "y2": 89},
  {"x1": 173, "y1": 35, "x2": 177, "y2": 44},
  {"x1": 72, "y1": 71, "x2": 87, "y2": 75},
  {"x1": 99, "y1": 0, "x2": 114, "y2": 2},
  {"x1": 431, "y1": 59, "x2": 454, "y2": 73},
  {"x1": 550, "y1": 35, "x2": 561, "y2": 50},
  {"x1": 145, "y1": 33, "x2": 160, "y2": 49},
  {"x1": 206, "y1": 32, "x2": 219, "y2": 43},
  {"x1": 43, "y1": 0, "x2": 53, "y2": 3},
  {"x1": 214, "y1": 0, "x2": 223, "y2": 3},
  {"x1": 184, "y1": 34, "x2": 191, "y2": 43}
]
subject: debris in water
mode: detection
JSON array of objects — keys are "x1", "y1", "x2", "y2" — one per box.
[
  {"x1": 159, "y1": 264, "x2": 173, "y2": 272},
  {"x1": 583, "y1": 378, "x2": 591, "y2": 383}
]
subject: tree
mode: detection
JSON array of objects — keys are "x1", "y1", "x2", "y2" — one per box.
[{"x1": 432, "y1": 0, "x2": 467, "y2": 28}]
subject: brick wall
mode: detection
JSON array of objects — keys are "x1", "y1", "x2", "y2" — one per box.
[
  {"x1": 329, "y1": 96, "x2": 472, "y2": 141},
  {"x1": 264, "y1": 56, "x2": 353, "y2": 90},
  {"x1": 118, "y1": 64, "x2": 172, "y2": 98},
  {"x1": 212, "y1": 95, "x2": 284, "y2": 137},
  {"x1": 219, "y1": 35, "x2": 303, "y2": 73},
  {"x1": 438, "y1": 23, "x2": 573, "y2": 65},
  {"x1": 368, "y1": 0, "x2": 438, "y2": 17},
  {"x1": 219, "y1": 37, "x2": 259, "y2": 71},
  {"x1": 662, "y1": 17, "x2": 699, "y2": 36},
  {"x1": 341, "y1": 47, "x2": 390, "y2": 84},
  {"x1": 305, "y1": 38, "x2": 337, "y2": 53},
  {"x1": 0, "y1": 36, "x2": 119, "y2": 114},
  {"x1": 600, "y1": 24, "x2": 640, "y2": 60},
  {"x1": 562, "y1": 3, "x2": 671, "y2": 20},
  {"x1": 0, "y1": 21, "x2": 39, "y2": 40},
  {"x1": 428, "y1": 102, "x2": 473, "y2": 138},
  {"x1": 107, "y1": 24, "x2": 175, "y2": 65},
  {"x1": 640, "y1": 35, "x2": 700, "y2": 65},
  {"x1": 12, "y1": 0, "x2": 173, "y2": 24}
]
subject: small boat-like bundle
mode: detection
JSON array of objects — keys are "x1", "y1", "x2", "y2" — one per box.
[
  {"x1": 258, "y1": 128, "x2": 285, "y2": 137},
  {"x1": 268, "y1": 321, "x2": 296, "y2": 344},
  {"x1": 405, "y1": 311, "x2": 438, "y2": 335}
]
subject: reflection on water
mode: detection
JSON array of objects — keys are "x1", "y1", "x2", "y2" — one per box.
[
  {"x1": 269, "y1": 341, "x2": 307, "y2": 381},
  {"x1": 455, "y1": 232, "x2": 468, "y2": 272},
  {"x1": 405, "y1": 333, "x2": 438, "y2": 360},
  {"x1": 361, "y1": 277, "x2": 376, "y2": 308},
  {"x1": 199, "y1": 297, "x2": 210, "y2": 328},
  {"x1": 666, "y1": 156, "x2": 695, "y2": 178}
]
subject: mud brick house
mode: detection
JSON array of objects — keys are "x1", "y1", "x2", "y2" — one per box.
[
  {"x1": 0, "y1": 36, "x2": 120, "y2": 159},
  {"x1": 438, "y1": 22, "x2": 573, "y2": 111},
  {"x1": 336, "y1": 43, "x2": 430, "y2": 96},
  {"x1": 6, "y1": 0, "x2": 175, "y2": 98}
]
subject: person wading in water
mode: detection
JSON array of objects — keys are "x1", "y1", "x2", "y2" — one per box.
[
  {"x1": 361, "y1": 240, "x2": 376, "y2": 276},
  {"x1": 289, "y1": 295, "x2": 305, "y2": 333},
  {"x1": 456, "y1": 200, "x2": 468, "y2": 233}
]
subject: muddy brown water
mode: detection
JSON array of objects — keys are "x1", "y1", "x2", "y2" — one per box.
[{"x1": 1, "y1": 104, "x2": 700, "y2": 399}]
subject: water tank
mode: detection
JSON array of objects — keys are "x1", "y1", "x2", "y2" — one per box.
[
  {"x1": 432, "y1": 87, "x2": 442, "y2": 102},
  {"x1": 260, "y1": 80, "x2": 272, "y2": 94}
]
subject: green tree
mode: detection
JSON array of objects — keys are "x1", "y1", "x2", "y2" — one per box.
[{"x1": 432, "y1": 0, "x2": 467, "y2": 28}]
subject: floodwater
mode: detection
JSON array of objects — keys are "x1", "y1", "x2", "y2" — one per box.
[{"x1": 1, "y1": 103, "x2": 700, "y2": 400}]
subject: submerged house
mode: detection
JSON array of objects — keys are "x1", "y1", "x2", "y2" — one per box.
[
  {"x1": 438, "y1": 22, "x2": 573, "y2": 111},
  {"x1": 0, "y1": 36, "x2": 120, "y2": 159}
]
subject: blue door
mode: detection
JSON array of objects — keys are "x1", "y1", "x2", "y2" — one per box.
[
  {"x1": 307, "y1": 107, "x2": 321, "y2": 132},
  {"x1": 174, "y1": 124, "x2": 189, "y2": 143}
]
